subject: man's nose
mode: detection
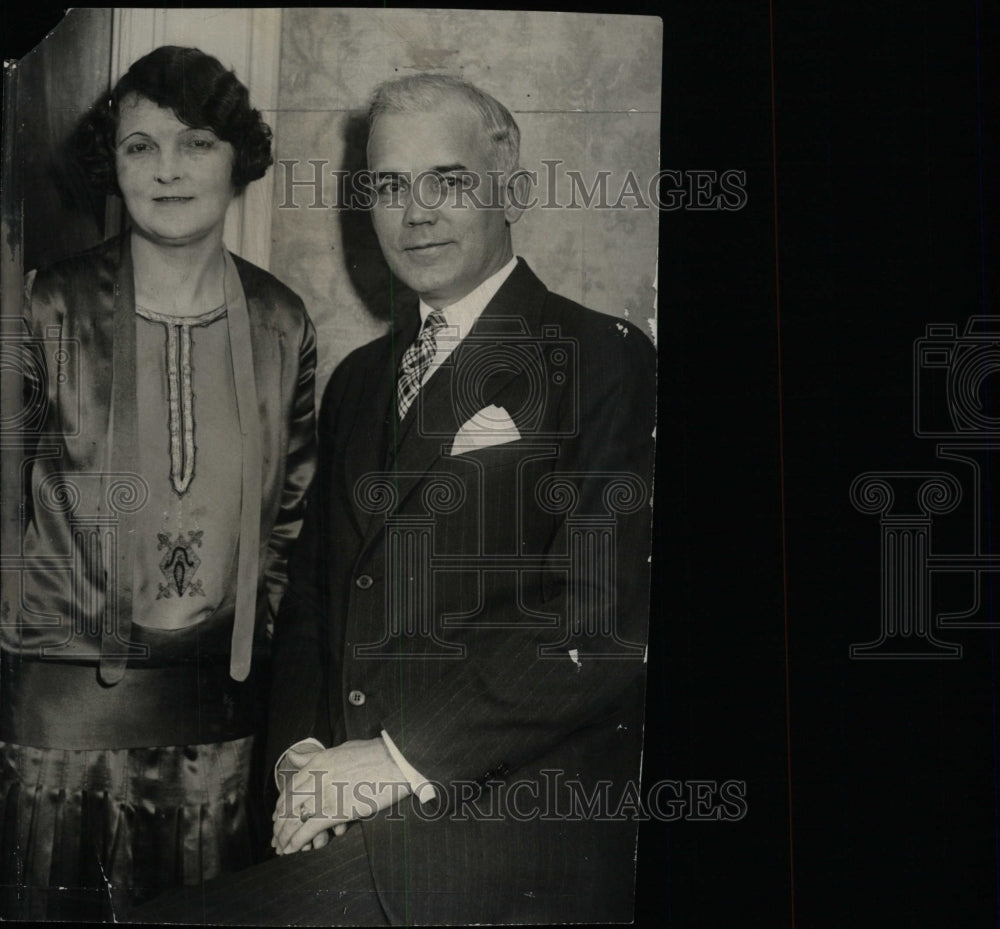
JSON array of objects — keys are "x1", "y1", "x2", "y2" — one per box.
[
  {"x1": 403, "y1": 176, "x2": 442, "y2": 225},
  {"x1": 403, "y1": 196, "x2": 437, "y2": 225}
]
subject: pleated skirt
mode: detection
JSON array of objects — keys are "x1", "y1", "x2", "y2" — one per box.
[{"x1": 0, "y1": 736, "x2": 257, "y2": 922}]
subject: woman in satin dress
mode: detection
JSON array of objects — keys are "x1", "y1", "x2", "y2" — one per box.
[{"x1": 0, "y1": 45, "x2": 316, "y2": 920}]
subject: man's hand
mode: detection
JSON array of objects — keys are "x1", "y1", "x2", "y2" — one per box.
[
  {"x1": 272, "y1": 737, "x2": 412, "y2": 854},
  {"x1": 272, "y1": 740, "x2": 342, "y2": 853}
]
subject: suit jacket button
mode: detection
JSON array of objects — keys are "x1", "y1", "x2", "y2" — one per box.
[
  {"x1": 355, "y1": 574, "x2": 374, "y2": 589},
  {"x1": 348, "y1": 689, "x2": 366, "y2": 706}
]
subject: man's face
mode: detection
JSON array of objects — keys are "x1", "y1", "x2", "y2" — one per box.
[{"x1": 368, "y1": 106, "x2": 519, "y2": 309}]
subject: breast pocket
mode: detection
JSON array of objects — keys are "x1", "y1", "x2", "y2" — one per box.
[{"x1": 449, "y1": 439, "x2": 533, "y2": 473}]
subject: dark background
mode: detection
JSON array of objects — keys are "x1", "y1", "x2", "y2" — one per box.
[
  {"x1": 652, "y1": 2, "x2": 1000, "y2": 927},
  {"x1": 4, "y1": 2, "x2": 1000, "y2": 927}
]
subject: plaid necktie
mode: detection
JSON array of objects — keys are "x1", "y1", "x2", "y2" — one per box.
[{"x1": 396, "y1": 309, "x2": 448, "y2": 419}]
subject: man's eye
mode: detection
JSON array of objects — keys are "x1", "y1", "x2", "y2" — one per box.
[
  {"x1": 378, "y1": 180, "x2": 402, "y2": 194},
  {"x1": 443, "y1": 174, "x2": 476, "y2": 191}
]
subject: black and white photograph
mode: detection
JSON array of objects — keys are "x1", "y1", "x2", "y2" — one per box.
[
  {"x1": 1, "y1": 7, "x2": 661, "y2": 926},
  {"x1": 4, "y1": 3, "x2": 1000, "y2": 928}
]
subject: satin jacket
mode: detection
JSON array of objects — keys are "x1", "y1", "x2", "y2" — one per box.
[{"x1": 3, "y1": 235, "x2": 317, "y2": 685}]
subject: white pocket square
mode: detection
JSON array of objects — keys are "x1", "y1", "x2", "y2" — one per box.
[{"x1": 450, "y1": 405, "x2": 521, "y2": 456}]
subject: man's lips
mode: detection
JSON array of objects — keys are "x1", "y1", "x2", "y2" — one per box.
[{"x1": 403, "y1": 242, "x2": 451, "y2": 254}]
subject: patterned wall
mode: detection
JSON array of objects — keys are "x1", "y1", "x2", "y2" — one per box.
[{"x1": 268, "y1": 9, "x2": 662, "y2": 390}]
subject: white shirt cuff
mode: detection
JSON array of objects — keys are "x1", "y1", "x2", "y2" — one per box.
[
  {"x1": 381, "y1": 729, "x2": 437, "y2": 804},
  {"x1": 273, "y1": 737, "x2": 326, "y2": 788}
]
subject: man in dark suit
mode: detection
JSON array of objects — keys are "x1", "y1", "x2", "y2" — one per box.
[{"x1": 135, "y1": 73, "x2": 656, "y2": 927}]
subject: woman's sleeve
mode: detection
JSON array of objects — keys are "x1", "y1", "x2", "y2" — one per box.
[
  {"x1": 14, "y1": 270, "x2": 44, "y2": 518},
  {"x1": 263, "y1": 307, "x2": 318, "y2": 630},
  {"x1": 0, "y1": 270, "x2": 44, "y2": 659}
]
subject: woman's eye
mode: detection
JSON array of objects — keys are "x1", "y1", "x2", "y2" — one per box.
[
  {"x1": 187, "y1": 138, "x2": 215, "y2": 150},
  {"x1": 125, "y1": 141, "x2": 153, "y2": 154}
]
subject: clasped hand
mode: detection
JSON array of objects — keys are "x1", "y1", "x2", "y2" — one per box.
[{"x1": 271, "y1": 737, "x2": 411, "y2": 855}]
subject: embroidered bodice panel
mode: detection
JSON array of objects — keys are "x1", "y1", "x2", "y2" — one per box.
[{"x1": 133, "y1": 308, "x2": 242, "y2": 632}]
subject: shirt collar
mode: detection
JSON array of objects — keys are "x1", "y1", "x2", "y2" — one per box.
[{"x1": 418, "y1": 256, "x2": 518, "y2": 340}]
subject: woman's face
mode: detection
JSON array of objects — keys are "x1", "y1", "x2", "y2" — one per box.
[{"x1": 115, "y1": 93, "x2": 236, "y2": 247}]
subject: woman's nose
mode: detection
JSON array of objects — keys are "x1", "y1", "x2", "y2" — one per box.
[{"x1": 154, "y1": 149, "x2": 182, "y2": 183}]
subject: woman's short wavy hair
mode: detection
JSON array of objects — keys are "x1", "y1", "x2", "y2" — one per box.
[{"x1": 70, "y1": 45, "x2": 273, "y2": 196}]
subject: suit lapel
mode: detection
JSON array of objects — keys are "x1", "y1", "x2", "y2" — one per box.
[
  {"x1": 373, "y1": 260, "x2": 548, "y2": 535},
  {"x1": 344, "y1": 301, "x2": 420, "y2": 540},
  {"x1": 384, "y1": 358, "x2": 463, "y2": 515}
]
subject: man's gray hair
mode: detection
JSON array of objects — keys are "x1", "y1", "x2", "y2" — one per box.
[{"x1": 367, "y1": 73, "x2": 520, "y2": 176}]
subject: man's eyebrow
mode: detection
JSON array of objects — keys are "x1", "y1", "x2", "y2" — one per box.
[{"x1": 371, "y1": 165, "x2": 472, "y2": 184}]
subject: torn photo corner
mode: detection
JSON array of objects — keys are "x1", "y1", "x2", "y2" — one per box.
[{"x1": 1, "y1": 7, "x2": 661, "y2": 926}]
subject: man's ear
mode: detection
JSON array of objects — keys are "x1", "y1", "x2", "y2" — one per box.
[{"x1": 502, "y1": 169, "x2": 531, "y2": 226}]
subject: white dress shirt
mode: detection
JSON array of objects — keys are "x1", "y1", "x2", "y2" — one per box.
[{"x1": 417, "y1": 255, "x2": 518, "y2": 385}]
